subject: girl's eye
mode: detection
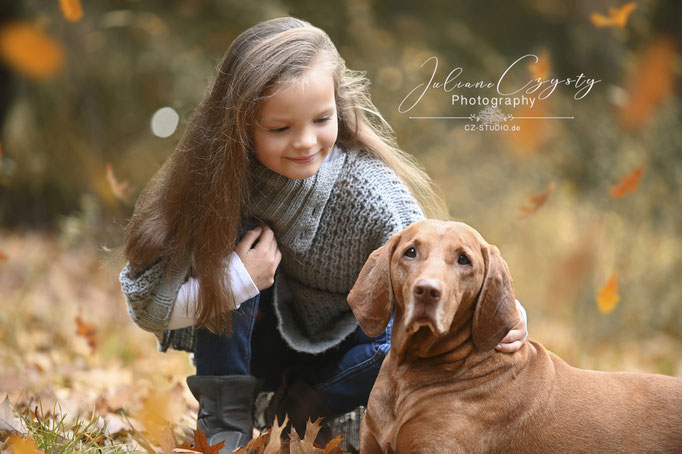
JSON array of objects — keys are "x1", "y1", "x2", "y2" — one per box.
[
  {"x1": 457, "y1": 254, "x2": 470, "y2": 265},
  {"x1": 268, "y1": 126, "x2": 288, "y2": 133},
  {"x1": 404, "y1": 247, "x2": 416, "y2": 258},
  {"x1": 315, "y1": 116, "x2": 331, "y2": 124}
]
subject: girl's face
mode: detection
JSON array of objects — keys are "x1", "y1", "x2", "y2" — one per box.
[{"x1": 253, "y1": 63, "x2": 338, "y2": 180}]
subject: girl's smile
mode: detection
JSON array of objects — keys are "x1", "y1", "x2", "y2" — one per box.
[{"x1": 253, "y1": 62, "x2": 338, "y2": 179}]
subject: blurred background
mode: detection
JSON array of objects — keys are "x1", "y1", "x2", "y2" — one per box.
[{"x1": 0, "y1": 0, "x2": 680, "y2": 450}]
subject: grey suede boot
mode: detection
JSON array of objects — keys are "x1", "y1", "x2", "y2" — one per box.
[{"x1": 186, "y1": 375, "x2": 260, "y2": 453}]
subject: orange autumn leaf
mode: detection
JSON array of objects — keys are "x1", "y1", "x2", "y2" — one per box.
[
  {"x1": 60, "y1": 0, "x2": 84, "y2": 23},
  {"x1": 520, "y1": 181, "x2": 556, "y2": 215},
  {"x1": 528, "y1": 50, "x2": 551, "y2": 80},
  {"x1": 192, "y1": 429, "x2": 224, "y2": 454},
  {"x1": 590, "y1": 2, "x2": 637, "y2": 28},
  {"x1": 597, "y1": 273, "x2": 620, "y2": 314},
  {"x1": 0, "y1": 250, "x2": 7, "y2": 261},
  {"x1": 105, "y1": 163, "x2": 134, "y2": 204},
  {"x1": 618, "y1": 37, "x2": 677, "y2": 130},
  {"x1": 610, "y1": 166, "x2": 643, "y2": 198},
  {"x1": 0, "y1": 22, "x2": 64, "y2": 80},
  {"x1": 322, "y1": 433, "x2": 344, "y2": 454},
  {"x1": 7, "y1": 434, "x2": 44, "y2": 454},
  {"x1": 75, "y1": 315, "x2": 97, "y2": 352}
]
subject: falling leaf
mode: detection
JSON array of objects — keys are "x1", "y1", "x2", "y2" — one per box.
[
  {"x1": 105, "y1": 163, "x2": 134, "y2": 204},
  {"x1": 0, "y1": 250, "x2": 7, "y2": 261},
  {"x1": 610, "y1": 166, "x2": 643, "y2": 198},
  {"x1": 60, "y1": 0, "x2": 84, "y2": 23},
  {"x1": 618, "y1": 37, "x2": 677, "y2": 130},
  {"x1": 0, "y1": 22, "x2": 64, "y2": 80},
  {"x1": 597, "y1": 273, "x2": 620, "y2": 314},
  {"x1": 191, "y1": 429, "x2": 225, "y2": 454},
  {"x1": 520, "y1": 181, "x2": 556, "y2": 215},
  {"x1": 528, "y1": 50, "x2": 551, "y2": 80},
  {"x1": 590, "y1": 2, "x2": 637, "y2": 28},
  {"x1": 6, "y1": 434, "x2": 44, "y2": 454},
  {"x1": 0, "y1": 396, "x2": 28, "y2": 433},
  {"x1": 75, "y1": 315, "x2": 97, "y2": 352},
  {"x1": 506, "y1": 100, "x2": 549, "y2": 155}
]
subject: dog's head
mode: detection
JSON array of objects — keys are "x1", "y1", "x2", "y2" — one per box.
[{"x1": 348, "y1": 219, "x2": 519, "y2": 352}]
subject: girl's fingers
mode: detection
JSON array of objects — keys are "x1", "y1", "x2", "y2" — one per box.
[
  {"x1": 235, "y1": 226, "x2": 262, "y2": 255},
  {"x1": 496, "y1": 340, "x2": 523, "y2": 353},
  {"x1": 499, "y1": 329, "x2": 524, "y2": 344}
]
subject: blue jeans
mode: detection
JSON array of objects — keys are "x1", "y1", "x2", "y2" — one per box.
[{"x1": 194, "y1": 285, "x2": 392, "y2": 413}]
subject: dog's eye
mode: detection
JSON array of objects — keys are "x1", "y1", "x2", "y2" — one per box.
[
  {"x1": 457, "y1": 254, "x2": 470, "y2": 265},
  {"x1": 404, "y1": 247, "x2": 417, "y2": 258}
]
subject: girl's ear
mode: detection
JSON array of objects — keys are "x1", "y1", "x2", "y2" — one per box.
[
  {"x1": 472, "y1": 245, "x2": 519, "y2": 352},
  {"x1": 348, "y1": 233, "x2": 400, "y2": 337}
]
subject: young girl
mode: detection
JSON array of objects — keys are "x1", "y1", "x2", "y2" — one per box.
[{"x1": 119, "y1": 17, "x2": 527, "y2": 452}]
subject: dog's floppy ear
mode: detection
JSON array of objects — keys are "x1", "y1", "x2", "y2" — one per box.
[
  {"x1": 473, "y1": 244, "x2": 519, "y2": 352},
  {"x1": 347, "y1": 233, "x2": 399, "y2": 337}
]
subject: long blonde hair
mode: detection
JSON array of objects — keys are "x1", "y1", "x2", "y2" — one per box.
[{"x1": 124, "y1": 17, "x2": 447, "y2": 333}]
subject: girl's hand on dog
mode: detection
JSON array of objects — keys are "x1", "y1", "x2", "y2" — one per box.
[{"x1": 235, "y1": 225, "x2": 282, "y2": 290}]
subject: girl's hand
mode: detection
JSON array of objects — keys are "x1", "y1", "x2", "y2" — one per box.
[
  {"x1": 235, "y1": 225, "x2": 282, "y2": 291},
  {"x1": 495, "y1": 300, "x2": 529, "y2": 353}
]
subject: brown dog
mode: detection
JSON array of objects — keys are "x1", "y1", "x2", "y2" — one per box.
[{"x1": 348, "y1": 219, "x2": 682, "y2": 453}]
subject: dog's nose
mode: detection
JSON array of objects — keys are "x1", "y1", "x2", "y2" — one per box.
[{"x1": 414, "y1": 279, "x2": 441, "y2": 304}]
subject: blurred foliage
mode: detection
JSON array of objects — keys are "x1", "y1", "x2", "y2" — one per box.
[{"x1": 0, "y1": 0, "x2": 681, "y2": 353}]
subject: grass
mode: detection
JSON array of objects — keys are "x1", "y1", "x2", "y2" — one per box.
[{"x1": 1, "y1": 399, "x2": 127, "y2": 454}]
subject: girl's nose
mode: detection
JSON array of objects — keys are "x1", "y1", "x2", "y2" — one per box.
[{"x1": 292, "y1": 126, "x2": 317, "y2": 149}]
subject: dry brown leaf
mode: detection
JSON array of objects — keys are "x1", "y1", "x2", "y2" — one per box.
[
  {"x1": 618, "y1": 37, "x2": 677, "y2": 130},
  {"x1": 6, "y1": 434, "x2": 44, "y2": 454},
  {"x1": 105, "y1": 163, "x2": 135, "y2": 204},
  {"x1": 59, "y1": 0, "x2": 84, "y2": 23},
  {"x1": 192, "y1": 429, "x2": 225, "y2": 454},
  {"x1": 0, "y1": 395, "x2": 28, "y2": 433},
  {"x1": 590, "y1": 2, "x2": 637, "y2": 28},
  {"x1": 528, "y1": 50, "x2": 551, "y2": 80},
  {"x1": 610, "y1": 166, "x2": 643, "y2": 198},
  {"x1": 263, "y1": 414, "x2": 289, "y2": 454},
  {"x1": 597, "y1": 273, "x2": 620, "y2": 314},
  {"x1": 520, "y1": 181, "x2": 556, "y2": 215},
  {"x1": 75, "y1": 315, "x2": 97, "y2": 352},
  {"x1": 0, "y1": 23, "x2": 64, "y2": 80},
  {"x1": 289, "y1": 418, "x2": 324, "y2": 454}
]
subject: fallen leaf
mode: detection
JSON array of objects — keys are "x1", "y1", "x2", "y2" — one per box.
[
  {"x1": 520, "y1": 181, "x2": 556, "y2": 215},
  {"x1": 192, "y1": 429, "x2": 225, "y2": 454},
  {"x1": 597, "y1": 273, "x2": 620, "y2": 314},
  {"x1": 528, "y1": 50, "x2": 551, "y2": 80},
  {"x1": 0, "y1": 395, "x2": 28, "y2": 433},
  {"x1": 6, "y1": 434, "x2": 44, "y2": 454},
  {"x1": 610, "y1": 166, "x2": 643, "y2": 198},
  {"x1": 289, "y1": 418, "x2": 324, "y2": 454},
  {"x1": 75, "y1": 315, "x2": 97, "y2": 352},
  {"x1": 263, "y1": 414, "x2": 289, "y2": 454},
  {"x1": 159, "y1": 424, "x2": 179, "y2": 454},
  {"x1": 0, "y1": 250, "x2": 7, "y2": 261},
  {"x1": 105, "y1": 163, "x2": 134, "y2": 204},
  {"x1": 59, "y1": 0, "x2": 84, "y2": 23},
  {"x1": 590, "y1": 2, "x2": 637, "y2": 28},
  {"x1": 322, "y1": 433, "x2": 343, "y2": 454},
  {"x1": 0, "y1": 22, "x2": 64, "y2": 80},
  {"x1": 618, "y1": 36, "x2": 677, "y2": 130}
]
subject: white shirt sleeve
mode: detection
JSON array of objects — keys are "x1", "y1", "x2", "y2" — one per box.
[{"x1": 166, "y1": 253, "x2": 260, "y2": 330}]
